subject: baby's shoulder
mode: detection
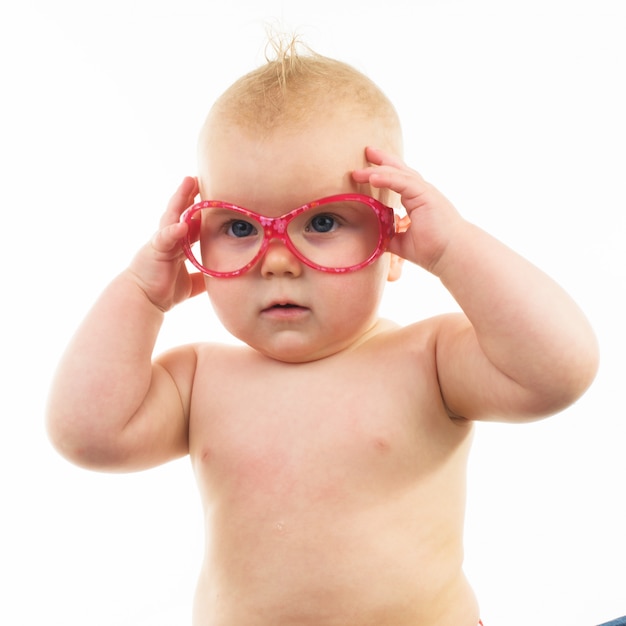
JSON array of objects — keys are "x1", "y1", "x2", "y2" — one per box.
[
  {"x1": 156, "y1": 341, "x2": 248, "y2": 377},
  {"x1": 369, "y1": 312, "x2": 467, "y2": 353},
  {"x1": 192, "y1": 341, "x2": 253, "y2": 364}
]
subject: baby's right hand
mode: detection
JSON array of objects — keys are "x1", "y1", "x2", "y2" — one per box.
[{"x1": 127, "y1": 177, "x2": 206, "y2": 311}]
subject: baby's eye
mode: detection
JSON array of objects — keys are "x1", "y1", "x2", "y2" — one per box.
[
  {"x1": 227, "y1": 220, "x2": 257, "y2": 238},
  {"x1": 306, "y1": 214, "x2": 339, "y2": 234}
]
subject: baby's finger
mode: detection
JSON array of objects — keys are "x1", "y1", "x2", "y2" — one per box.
[
  {"x1": 355, "y1": 164, "x2": 430, "y2": 207},
  {"x1": 354, "y1": 149, "x2": 421, "y2": 191},
  {"x1": 363, "y1": 146, "x2": 412, "y2": 172},
  {"x1": 151, "y1": 221, "x2": 188, "y2": 256},
  {"x1": 159, "y1": 177, "x2": 199, "y2": 229},
  {"x1": 188, "y1": 271, "x2": 208, "y2": 299}
]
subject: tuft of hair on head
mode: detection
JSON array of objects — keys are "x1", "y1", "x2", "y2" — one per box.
[
  {"x1": 261, "y1": 28, "x2": 313, "y2": 95},
  {"x1": 206, "y1": 29, "x2": 402, "y2": 141}
]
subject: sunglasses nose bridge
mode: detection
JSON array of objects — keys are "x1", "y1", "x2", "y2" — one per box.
[{"x1": 262, "y1": 216, "x2": 291, "y2": 243}]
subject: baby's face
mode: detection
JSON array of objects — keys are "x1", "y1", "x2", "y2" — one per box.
[{"x1": 196, "y1": 112, "x2": 400, "y2": 362}]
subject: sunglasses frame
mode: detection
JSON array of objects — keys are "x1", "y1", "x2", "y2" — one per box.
[{"x1": 179, "y1": 193, "x2": 397, "y2": 278}]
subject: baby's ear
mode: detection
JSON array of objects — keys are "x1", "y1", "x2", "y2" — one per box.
[{"x1": 386, "y1": 253, "x2": 404, "y2": 282}]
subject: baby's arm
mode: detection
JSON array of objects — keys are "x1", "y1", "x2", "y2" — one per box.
[
  {"x1": 354, "y1": 148, "x2": 599, "y2": 421},
  {"x1": 46, "y1": 178, "x2": 205, "y2": 470}
]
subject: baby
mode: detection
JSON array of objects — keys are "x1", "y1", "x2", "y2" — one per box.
[{"x1": 46, "y1": 39, "x2": 599, "y2": 625}]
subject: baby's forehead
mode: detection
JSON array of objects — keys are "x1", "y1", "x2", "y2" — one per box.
[
  {"x1": 200, "y1": 113, "x2": 387, "y2": 171},
  {"x1": 207, "y1": 94, "x2": 394, "y2": 141},
  {"x1": 201, "y1": 100, "x2": 401, "y2": 166}
]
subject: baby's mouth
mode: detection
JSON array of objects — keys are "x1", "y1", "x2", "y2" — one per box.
[{"x1": 262, "y1": 301, "x2": 309, "y2": 315}]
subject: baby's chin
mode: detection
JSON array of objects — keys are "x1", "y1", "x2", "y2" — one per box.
[
  {"x1": 244, "y1": 336, "x2": 352, "y2": 365},
  {"x1": 253, "y1": 345, "x2": 341, "y2": 365},
  {"x1": 246, "y1": 316, "x2": 397, "y2": 364}
]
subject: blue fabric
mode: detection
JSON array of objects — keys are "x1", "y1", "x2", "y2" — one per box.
[{"x1": 598, "y1": 617, "x2": 626, "y2": 626}]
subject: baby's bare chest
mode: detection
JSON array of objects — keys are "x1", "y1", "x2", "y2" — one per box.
[{"x1": 189, "y1": 361, "x2": 466, "y2": 508}]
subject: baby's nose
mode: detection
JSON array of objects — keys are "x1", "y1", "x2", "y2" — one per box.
[{"x1": 259, "y1": 240, "x2": 303, "y2": 278}]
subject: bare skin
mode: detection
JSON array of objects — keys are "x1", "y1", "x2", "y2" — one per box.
[
  {"x1": 46, "y1": 110, "x2": 599, "y2": 625},
  {"x1": 188, "y1": 328, "x2": 478, "y2": 626}
]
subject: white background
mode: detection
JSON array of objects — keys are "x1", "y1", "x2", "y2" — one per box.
[{"x1": 1, "y1": 1, "x2": 625, "y2": 624}]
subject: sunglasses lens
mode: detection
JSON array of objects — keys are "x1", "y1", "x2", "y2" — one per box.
[
  {"x1": 185, "y1": 207, "x2": 264, "y2": 275},
  {"x1": 287, "y1": 200, "x2": 382, "y2": 270}
]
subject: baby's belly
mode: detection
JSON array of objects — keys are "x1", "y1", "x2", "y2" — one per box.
[
  {"x1": 191, "y1": 492, "x2": 479, "y2": 626},
  {"x1": 193, "y1": 559, "x2": 478, "y2": 625}
]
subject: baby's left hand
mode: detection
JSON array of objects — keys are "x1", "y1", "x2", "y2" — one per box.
[{"x1": 352, "y1": 147, "x2": 465, "y2": 275}]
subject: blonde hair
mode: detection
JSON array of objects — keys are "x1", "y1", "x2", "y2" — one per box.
[{"x1": 206, "y1": 34, "x2": 402, "y2": 140}]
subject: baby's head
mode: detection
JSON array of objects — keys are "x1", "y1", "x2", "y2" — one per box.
[
  {"x1": 193, "y1": 38, "x2": 405, "y2": 362},
  {"x1": 197, "y1": 36, "x2": 403, "y2": 207}
]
